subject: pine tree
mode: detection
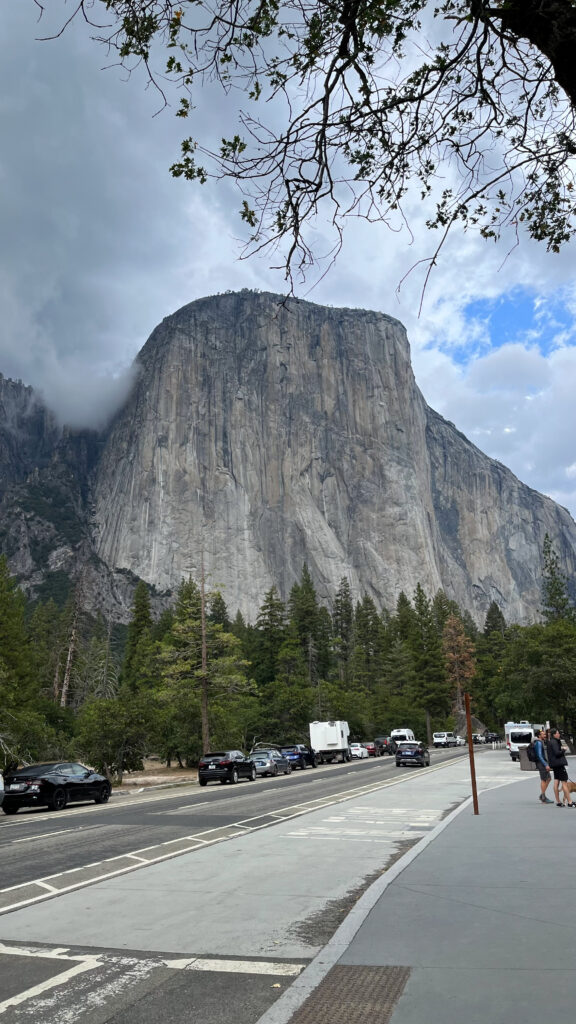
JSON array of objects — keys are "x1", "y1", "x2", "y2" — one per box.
[
  {"x1": 442, "y1": 614, "x2": 476, "y2": 713},
  {"x1": 332, "y1": 577, "x2": 354, "y2": 683},
  {"x1": 541, "y1": 534, "x2": 574, "y2": 623},
  {"x1": 288, "y1": 564, "x2": 320, "y2": 684},
  {"x1": 483, "y1": 601, "x2": 506, "y2": 637},
  {"x1": 209, "y1": 591, "x2": 231, "y2": 630},
  {"x1": 254, "y1": 586, "x2": 287, "y2": 686},
  {"x1": 0, "y1": 557, "x2": 32, "y2": 688},
  {"x1": 121, "y1": 579, "x2": 156, "y2": 693},
  {"x1": 411, "y1": 584, "x2": 450, "y2": 740},
  {"x1": 351, "y1": 595, "x2": 385, "y2": 692}
]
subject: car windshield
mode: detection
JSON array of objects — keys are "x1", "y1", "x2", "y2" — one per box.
[
  {"x1": 252, "y1": 751, "x2": 273, "y2": 758},
  {"x1": 511, "y1": 732, "x2": 532, "y2": 744},
  {"x1": 399, "y1": 743, "x2": 419, "y2": 750},
  {"x1": 11, "y1": 763, "x2": 61, "y2": 776},
  {"x1": 202, "y1": 752, "x2": 229, "y2": 759},
  {"x1": 281, "y1": 747, "x2": 298, "y2": 752}
]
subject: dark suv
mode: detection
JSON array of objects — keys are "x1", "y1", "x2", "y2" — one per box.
[
  {"x1": 279, "y1": 744, "x2": 317, "y2": 770},
  {"x1": 198, "y1": 751, "x2": 257, "y2": 786},
  {"x1": 395, "y1": 742, "x2": 430, "y2": 768},
  {"x1": 375, "y1": 736, "x2": 398, "y2": 756}
]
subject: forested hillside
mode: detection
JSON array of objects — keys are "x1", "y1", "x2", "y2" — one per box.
[{"x1": 2, "y1": 536, "x2": 574, "y2": 780}]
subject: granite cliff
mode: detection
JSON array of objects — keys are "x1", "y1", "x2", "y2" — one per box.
[{"x1": 2, "y1": 293, "x2": 576, "y2": 623}]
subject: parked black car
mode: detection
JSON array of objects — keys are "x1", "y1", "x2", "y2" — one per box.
[
  {"x1": 395, "y1": 742, "x2": 431, "y2": 768},
  {"x1": 2, "y1": 762, "x2": 112, "y2": 814},
  {"x1": 279, "y1": 744, "x2": 317, "y2": 770},
  {"x1": 198, "y1": 751, "x2": 257, "y2": 786}
]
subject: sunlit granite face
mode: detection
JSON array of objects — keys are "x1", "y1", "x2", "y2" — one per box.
[{"x1": 88, "y1": 291, "x2": 576, "y2": 624}]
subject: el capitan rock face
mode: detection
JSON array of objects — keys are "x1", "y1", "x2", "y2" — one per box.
[{"x1": 86, "y1": 290, "x2": 576, "y2": 623}]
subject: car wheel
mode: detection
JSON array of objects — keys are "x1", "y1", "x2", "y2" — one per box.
[
  {"x1": 199, "y1": 779, "x2": 208, "y2": 786},
  {"x1": 48, "y1": 787, "x2": 68, "y2": 812},
  {"x1": 230, "y1": 768, "x2": 239, "y2": 784},
  {"x1": 220, "y1": 778, "x2": 227, "y2": 784},
  {"x1": 273, "y1": 765, "x2": 279, "y2": 777},
  {"x1": 249, "y1": 766, "x2": 257, "y2": 781},
  {"x1": 94, "y1": 783, "x2": 111, "y2": 804},
  {"x1": 284, "y1": 765, "x2": 290, "y2": 775},
  {"x1": 300, "y1": 758, "x2": 306, "y2": 770},
  {"x1": 426, "y1": 757, "x2": 431, "y2": 766},
  {"x1": 2, "y1": 802, "x2": 19, "y2": 815},
  {"x1": 311, "y1": 757, "x2": 317, "y2": 768}
]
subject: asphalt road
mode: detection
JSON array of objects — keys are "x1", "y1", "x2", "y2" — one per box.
[
  {"x1": 0, "y1": 747, "x2": 505, "y2": 1024},
  {"x1": 0, "y1": 748, "x2": 466, "y2": 892}
]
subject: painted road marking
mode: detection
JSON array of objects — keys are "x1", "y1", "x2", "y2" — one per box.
[
  {"x1": 163, "y1": 957, "x2": 304, "y2": 975},
  {"x1": 0, "y1": 942, "x2": 305, "y2": 1016},
  {"x1": 0, "y1": 955, "x2": 99, "y2": 1015},
  {"x1": 0, "y1": 758, "x2": 469, "y2": 915}
]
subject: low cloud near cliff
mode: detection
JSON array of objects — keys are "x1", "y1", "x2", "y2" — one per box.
[{"x1": 1, "y1": 3, "x2": 576, "y2": 515}]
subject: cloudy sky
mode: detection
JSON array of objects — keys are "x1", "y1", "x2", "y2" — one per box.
[{"x1": 2, "y1": 2, "x2": 576, "y2": 518}]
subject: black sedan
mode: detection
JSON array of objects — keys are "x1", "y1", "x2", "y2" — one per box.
[
  {"x1": 395, "y1": 742, "x2": 431, "y2": 768},
  {"x1": 279, "y1": 744, "x2": 317, "y2": 770},
  {"x1": 198, "y1": 751, "x2": 257, "y2": 786},
  {"x1": 2, "y1": 762, "x2": 112, "y2": 814}
]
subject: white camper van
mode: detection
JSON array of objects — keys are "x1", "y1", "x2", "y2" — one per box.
[
  {"x1": 309, "y1": 721, "x2": 351, "y2": 763},
  {"x1": 504, "y1": 721, "x2": 535, "y2": 762},
  {"x1": 390, "y1": 728, "x2": 416, "y2": 744}
]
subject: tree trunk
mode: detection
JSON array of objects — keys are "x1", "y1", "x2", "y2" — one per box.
[
  {"x1": 60, "y1": 610, "x2": 78, "y2": 708},
  {"x1": 492, "y1": 0, "x2": 576, "y2": 107},
  {"x1": 200, "y1": 561, "x2": 210, "y2": 754}
]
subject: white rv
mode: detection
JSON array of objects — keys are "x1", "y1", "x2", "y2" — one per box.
[
  {"x1": 504, "y1": 721, "x2": 535, "y2": 762},
  {"x1": 309, "y1": 721, "x2": 351, "y2": 763}
]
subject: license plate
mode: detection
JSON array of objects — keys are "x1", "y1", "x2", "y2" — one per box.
[
  {"x1": 209, "y1": 764, "x2": 215, "y2": 769},
  {"x1": 8, "y1": 784, "x2": 26, "y2": 791}
]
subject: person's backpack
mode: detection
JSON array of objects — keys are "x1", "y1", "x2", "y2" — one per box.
[{"x1": 526, "y1": 742, "x2": 537, "y2": 763}]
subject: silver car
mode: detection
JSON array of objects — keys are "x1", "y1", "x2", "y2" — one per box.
[{"x1": 249, "y1": 749, "x2": 292, "y2": 777}]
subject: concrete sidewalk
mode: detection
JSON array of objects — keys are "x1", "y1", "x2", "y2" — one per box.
[{"x1": 261, "y1": 763, "x2": 576, "y2": 1024}]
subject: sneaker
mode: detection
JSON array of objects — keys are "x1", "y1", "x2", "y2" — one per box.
[{"x1": 540, "y1": 796, "x2": 553, "y2": 804}]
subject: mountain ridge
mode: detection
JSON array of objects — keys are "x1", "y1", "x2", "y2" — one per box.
[{"x1": 1, "y1": 292, "x2": 575, "y2": 624}]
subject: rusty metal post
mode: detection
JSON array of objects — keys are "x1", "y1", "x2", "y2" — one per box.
[{"x1": 465, "y1": 692, "x2": 479, "y2": 815}]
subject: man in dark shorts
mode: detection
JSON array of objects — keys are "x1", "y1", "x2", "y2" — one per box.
[
  {"x1": 547, "y1": 727, "x2": 574, "y2": 807},
  {"x1": 533, "y1": 729, "x2": 553, "y2": 803}
]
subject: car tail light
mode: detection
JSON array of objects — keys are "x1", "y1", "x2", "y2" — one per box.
[{"x1": 219, "y1": 759, "x2": 231, "y2": 766}]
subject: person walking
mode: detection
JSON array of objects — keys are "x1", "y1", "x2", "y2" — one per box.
[
  {"x1": 533, "y1": 729, "x2": 553, "y2": 803},
  {"x1": 546, "y1": 727, "x2": 574, "y2": 807}
]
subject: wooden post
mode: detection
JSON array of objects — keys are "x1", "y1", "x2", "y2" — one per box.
[{"x1": 465, "y1": 692, "x2": 479, "y2": 815}]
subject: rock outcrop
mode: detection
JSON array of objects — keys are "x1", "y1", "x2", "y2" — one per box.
[{"x1": 87, "y1": 291, "x2": 576, "y2": 624}]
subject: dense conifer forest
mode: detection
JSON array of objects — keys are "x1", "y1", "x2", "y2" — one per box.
[{"x1": 1, "y1": 535, "x2": 574, "y2": 780}]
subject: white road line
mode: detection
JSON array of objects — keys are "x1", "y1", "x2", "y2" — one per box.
[
  {"x1": 0, "y1": 957, "x2": 99, "y2": 1014},
  {"x1": 0, "y1": 944, "x2": 79, "y2": 960},
  {"x1": 0, "y1": 756, "x2": 465, "y2": 913},
  {"x1": 163, "y1": 958, "x2": 304, "y2": 975},
  {"x1": 12, "y1": 827, "x2": 96, "y2": 844}
]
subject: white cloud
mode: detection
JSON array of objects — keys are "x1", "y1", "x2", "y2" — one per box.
[{"x1": 1, "y1": 1, "x2": 576, "y2": 522}]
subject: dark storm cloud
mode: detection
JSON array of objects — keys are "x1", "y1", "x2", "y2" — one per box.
[{"x1": 0, "y1": 2, "x2": 271, "y2": 425}]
